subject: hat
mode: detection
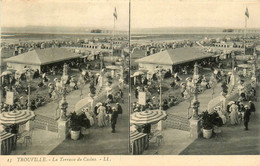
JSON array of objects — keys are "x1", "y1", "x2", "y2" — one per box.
[
  {"x1": 112, "y1": 107, "x2": 116, "y2": 110},
  {"x1": 249, "y1": 101, "x2": 252, "y2": 103},
  {"x1": 245, "y1": 105, "x2": 249, "y2": 108},
  {"x1": 116, "y1": 103, "x2": 119, "y2": 105}
]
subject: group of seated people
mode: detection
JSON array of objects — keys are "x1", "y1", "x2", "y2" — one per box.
[
  {"x1": 0, "y1": 94, "x2": 46, "y2": 112},
  {"x1": 132, "y1": 94, "x2": 179, "y2": 112},
  {"x1": 106, "y1": 89, "x2": 124, "y2": 104},
  {"x1": 238, "y1": 81, "x2": 257, "y2": 101}
]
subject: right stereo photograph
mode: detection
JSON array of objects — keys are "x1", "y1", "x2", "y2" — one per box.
[{"x1": 129, "y1": 0, "x2": 260, "y2": 155}]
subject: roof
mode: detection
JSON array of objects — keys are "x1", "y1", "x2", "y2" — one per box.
[
  {"x1": 4, "y1": 48, "x2": 80, "y2": 66},
  {"x1": 135, "y1": 47, "x2": 213, "y2": 65}
]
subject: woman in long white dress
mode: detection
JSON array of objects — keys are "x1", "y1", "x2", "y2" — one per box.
[
  {"x1": 97, "y1": 106, "x2": 106, "y2": 127},
  {"x1": 229, "y1": 103, "x2": 239, "y2": 125}
]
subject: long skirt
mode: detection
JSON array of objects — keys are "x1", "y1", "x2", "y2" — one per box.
[{"x1": 230, "y1": 111, "x2": 239, "y2": 125}]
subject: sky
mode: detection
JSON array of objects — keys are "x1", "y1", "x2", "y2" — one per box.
[
  {"x1": 131, "y1": 0, "x2": 260, "y2": 29},
  {"x1": 1, "y1": 0, "x2": 129, "y2": 31},
  {"x1": 1, "y1": 0, "x2": 260, "y2": 31}
]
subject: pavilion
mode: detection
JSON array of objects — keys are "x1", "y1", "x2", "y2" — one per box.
[
  {"x1": 135, "y1": 47, "x2": 214, "y2": 72},
  {"x1": 4, "y1": 48, "x2": 80, "y2": 71}
]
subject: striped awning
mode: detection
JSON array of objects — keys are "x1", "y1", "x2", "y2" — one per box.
[
  {"x1": 130, "y1": 110, "x2": 167, "y2": 125},
  {"x1": 0, "y1": 110, "x2": 35, "y2": 126},
  {"x1": 0, "y1": 130, "x2": 15, "y2": 141},
  {"x1": 130, "y1": 131, "x2": 147, "y2": 143}
]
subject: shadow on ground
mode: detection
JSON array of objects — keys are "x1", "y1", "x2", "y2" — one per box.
[{"x1": 180, "y1": 111, "x2": 260, "y2": 155}]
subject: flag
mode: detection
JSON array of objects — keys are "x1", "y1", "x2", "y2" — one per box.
[
  {"x1": 245, "y1": 7, "x2": 249, "y2": 18},
  {"x1": 113, "y1": 7, "x2": 117, "y2": 20}
]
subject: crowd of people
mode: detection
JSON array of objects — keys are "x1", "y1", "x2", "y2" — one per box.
[
  {"x1": 0, "y1": 61, "x2": 106, "y2": 112},
  {"x1": 91, "y1": 101, "x2": 123, "y2": 133},
  {"x1": 130, "y1": 59, "x2": 237, "y2": 112}
]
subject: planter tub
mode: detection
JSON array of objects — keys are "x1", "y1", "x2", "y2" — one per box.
[
  {"x1": 202, "y1": 128, "x2": 213, "y2": 139},
  {"x1": 71, "y1": 130, "x2": 80, "y2": 140}
]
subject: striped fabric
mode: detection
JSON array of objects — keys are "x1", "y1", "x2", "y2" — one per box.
[
  {"x1": 0, "y1": 130, "x2": 15, "y2": 141},
  {"x1": 130, "y1": 110, "x2": 167, "y2": 125},
  {"x1": 0, "y1": 110, "x2": 35, "y2": 126},
  {"x1": 130, "y1": 131, "x2": 147, "y2": 143}
]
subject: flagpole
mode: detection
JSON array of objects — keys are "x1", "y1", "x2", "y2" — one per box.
[
  {"x1": 244, "y1": 15, "x2": 247, "y2": 55},
  {"x1": 112, "y1": 12, "x2": 115, "y2": 57},
  {"x1": 244, "y1": 7, "x2": 248, "y2": 55}
]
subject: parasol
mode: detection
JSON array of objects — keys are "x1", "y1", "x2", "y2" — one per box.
[
  {"x1": 0, "y1": 110, "x2": 35, "y2": 126},
  {"x1": 131, "y1": 71, "x2": 145, "y2": 77},
  {"x1": 74, "y1": 97, "x2": 93, "y2": 113},
  {"x1": 1, "y1": 71, "x2": 13, "y2": 77},
  {"x1": 130, "y1": 110, "x2": 167, "y2": 125}
]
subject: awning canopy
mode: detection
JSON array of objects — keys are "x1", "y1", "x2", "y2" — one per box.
[
  {"x1": 136, "y1": 47, "x2": 213, "y2": 65},
  {"x1": 4, "y1": 48, "x2": 80, "y2": 66},
  {"x1": 130, "y1": 131, "x2": 148, "y2": 143},
  {"x1": 0, "y1": 131, "x2": 16, "y2": 141}
]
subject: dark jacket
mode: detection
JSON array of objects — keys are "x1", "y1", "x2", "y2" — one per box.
[
  {"x1": 244, "y1": 108, "x2": 251, "y2": 122},
  {"x1": 116, "y1": 104, "x2": 123, "y2": 114},
  {"x1": 111, "y1": 111, "x2": 118, "y2": 124},
  {"x1": 249, "y1": 102, "x2": 256, "y2": 112}
]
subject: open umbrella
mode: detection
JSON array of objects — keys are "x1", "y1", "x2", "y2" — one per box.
[
  {"x1": 0, "y1": 110, "x2": 35, "y2": 126},
  {"x1": 75, "y1": 97, "x2": 93, "y2": 113},
  {"x1": 130, "y1": 110, "x2": 167, "y2": 125},
  {"x1": 1, "y1": 71, "x2": 13, "y2": 77},
  {"x1": 131, "y1": 71, "x2": 144, "y2": 77}
]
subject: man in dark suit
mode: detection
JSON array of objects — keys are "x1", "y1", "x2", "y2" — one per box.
[
  {"x1": 244, "y1": 105, "x2": 251, "y2": 130},
  {"x1": 116, "y1": 103, "x2": 123, "y2": 116},
  {"x1": 249, "y1": 101, "x2": 256, "y2": 113},
  {"x1": 111, "y1": 107, "x2": 118, "y2": 133}
]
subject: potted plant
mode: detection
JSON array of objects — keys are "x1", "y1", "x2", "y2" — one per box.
[
  {"x1": 68, "y1": 111, "x2": 91, "y2": 140},
  {"x1": 200, "y1": 111, "x2": 214, "y2": 139},
  {"x1": 68, "y1": 111, "x2": 81, "y2": 140}
]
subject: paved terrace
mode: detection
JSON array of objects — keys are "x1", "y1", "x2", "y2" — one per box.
[
  {"x1": 144, "y1": 84, "x2": 259, "y2": 155},
  {"x1": 11, "y1": 80, "x2": 129, "y2": 155}
]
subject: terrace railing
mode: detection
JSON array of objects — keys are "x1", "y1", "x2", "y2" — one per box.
[{"x1": 33, "y1": 114, "x2": 58, "y2": 133}]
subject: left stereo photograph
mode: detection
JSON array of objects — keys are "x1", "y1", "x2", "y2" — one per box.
[{"x1": 0, "y1": 0, "x2": 130, "y2": 155}]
